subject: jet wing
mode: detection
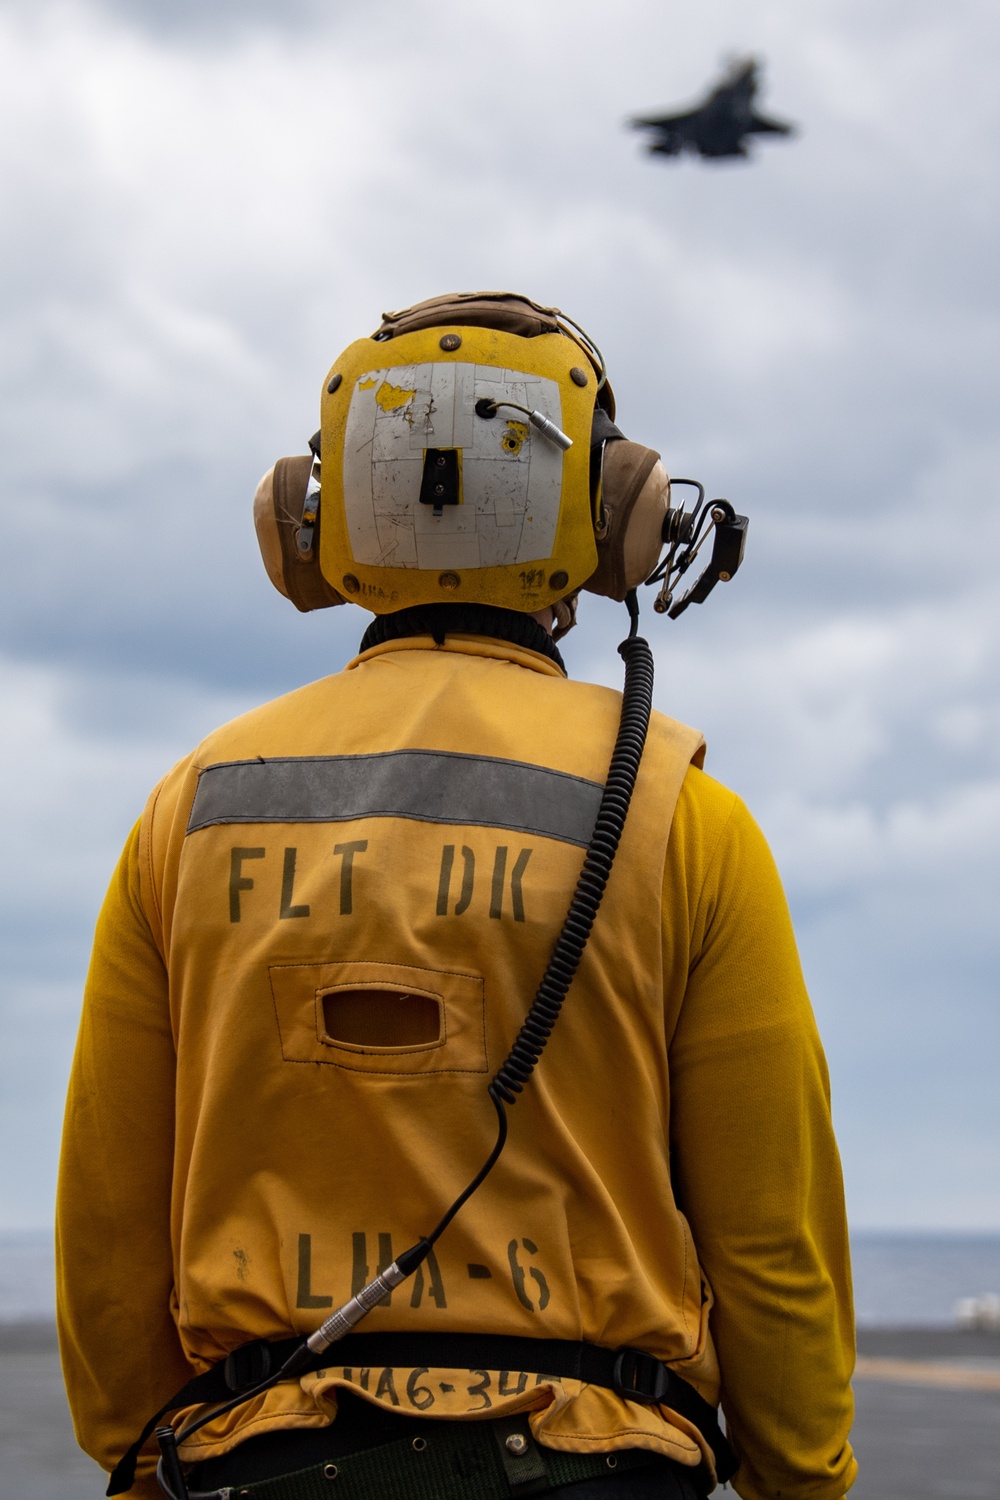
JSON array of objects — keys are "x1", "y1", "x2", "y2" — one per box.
[
  {"x1": 630, "y1": 109, "x2": 702, "y2": 132},
  {"x1": 747, "y1": 111, "x2": 794, "y2": 135}
]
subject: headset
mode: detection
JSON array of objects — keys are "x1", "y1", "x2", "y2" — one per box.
[{"x1": 253, "y1": 292, "x2": 747, "y2": 632}]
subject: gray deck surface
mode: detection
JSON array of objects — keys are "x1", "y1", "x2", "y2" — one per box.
[{"x1": 1, "y1": 1324, "x2": 999, "y2": 1498}]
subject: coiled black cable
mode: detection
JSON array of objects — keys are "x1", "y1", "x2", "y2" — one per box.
[
  {"x1": 420, "y1": 594, "x2": 653, "y2": 1252},
  {"x1": 490, "y1": 614, "x2": 654, "y2": 1104}
]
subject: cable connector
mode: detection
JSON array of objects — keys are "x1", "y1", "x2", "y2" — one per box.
[
  {"x1": 526, "y1": 409, "x2": 573, "y2": 450},
  {"x1": 474, "y1": 398, "x2": 572, "y2": 451},
  {"x1": 301, "y1": 1240, "x2": 432, "y2": 1357},
  {"x1": 155, "y1": 1426, "x2": 189, "y2": 1500}
]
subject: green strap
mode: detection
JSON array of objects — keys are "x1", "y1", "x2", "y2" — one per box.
[{"x1": 234, "y1": 1416, "x2": 674, "y2": 1500}]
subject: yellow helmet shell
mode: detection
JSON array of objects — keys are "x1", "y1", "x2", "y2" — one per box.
[{"x1": 319, "y1": 323, "x2": 598, "y2": 614}]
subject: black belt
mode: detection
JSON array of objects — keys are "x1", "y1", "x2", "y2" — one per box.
[
  {"x1": 190, "y1": 1413, "x2": 697, "y2": 1500},
  {"x1": 108, "y1": 1331, "x2": 737, "y2": 1495}
]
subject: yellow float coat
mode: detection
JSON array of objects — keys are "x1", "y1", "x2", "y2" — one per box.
[{"x1": 57, "y1": 635, "x2": 856, "y2": 1500}]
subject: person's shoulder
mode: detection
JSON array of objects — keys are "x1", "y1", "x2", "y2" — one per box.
[
  {"x1": 671, "y1": 761, "x2": 785, "y2": 910},
  {"x1": 677, "y1": 761, "x2": 741, "y2": 827},
  {"x1": 669, "y1": 758, "x2": 769, "y2": 867},
  {"x1": 186, "y1": 671, "x2": 343, "y2": 767},
  {"x1": 141, "y1": 671, "x2": 347, "y2": 835}
]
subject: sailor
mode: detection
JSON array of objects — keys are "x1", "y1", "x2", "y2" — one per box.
[{"x1": 57, "y1": 293, "x2": 857, "y2": 1500}]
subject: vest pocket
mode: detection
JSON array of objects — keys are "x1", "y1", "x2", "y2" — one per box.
[
  {"x1": 269, "y1": 959, "x2": 487, "y2": 1075},
  {"x1": 321, "y1": 987, "x2": 443, "y2": 1048}
]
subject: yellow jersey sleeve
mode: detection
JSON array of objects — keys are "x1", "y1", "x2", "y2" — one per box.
[
  {"x1": 56, "y1": 817, "x2": 192, "y2": 1497},
  {"x1": 666, "y1": 770, "x2": 856, "y2": 1500}
]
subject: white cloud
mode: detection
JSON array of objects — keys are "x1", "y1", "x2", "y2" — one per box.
[
  {"x1": 0, "y1": 651, "x2": 260, "y2": 1229},
  {"x1": 0, "y1": 0, "x2": 997, "y2": 1228},
  {"x1": 765, "y1": 779, "x2": 1000, "y2": 892},
  {"x1": 0, "y1": 653, "x2": 256, "y2": 915}
]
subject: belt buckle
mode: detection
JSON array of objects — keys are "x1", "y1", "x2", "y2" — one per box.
[
  {"x1": 612, "y1": 1347, "x2": 669, "y2": 1405},
  {"x1": 224, "y1": 1340, "x2": 272, "y2": 1393}
]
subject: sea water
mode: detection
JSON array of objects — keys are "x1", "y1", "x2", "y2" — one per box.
[
  {"x1": 850, "y1": 1232, "x2": 1000, "y2": 1326},
  {"x1": 3, "y1": 1227, "x2": 999, "y2": 1327},
  {"x1": 0, "y1": 1229, "x2": 59, "y2": 1321}
]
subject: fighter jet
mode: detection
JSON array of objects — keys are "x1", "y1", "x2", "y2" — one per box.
[{"x1": 631, "y1": 58, "x2": 795, "y2": 161}]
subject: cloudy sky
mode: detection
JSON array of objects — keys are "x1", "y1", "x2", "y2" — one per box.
[{"x1": 0, "y1": 0, "x2": 997, "y2": 1231}]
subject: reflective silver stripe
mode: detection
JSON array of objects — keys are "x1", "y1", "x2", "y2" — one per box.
[{"x1": 187, "y1": 750, "x2": 603, "y2": 848}]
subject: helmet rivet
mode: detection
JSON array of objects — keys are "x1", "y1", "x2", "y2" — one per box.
[
  {"x1": 326, "y1": 373, "x2": 342, "y2": 394},
  {"x1": 439, "y1": 333, "x2": 462, "y2": 351},
  {"x1": 342, "y1": 574, "x2": 360, "y2": 594},
  {"x1": 434, "y1": 484, "x2": 445, "y2": 495},
  {"x1": 505, "y1": 1433, "x2": 529, "y2": 1456},
  {"x1": 549, "y1": 570, "x2": 569, "y2": 590},
  {"x1": 436, "y1": 455, "x2": 447, "y2": 466},
  {"x1": 323, "y1": 1462, "x2": 339, "y2": 1479},
  {"x1": 569, "y1": 366, "x2": 588, "y2": 387},
  {"x1": 439, "y1": 572, "x2": 461, "y2": 590},
  {"x1": 411, "y1": 1437, "x2": 428, "y2": 1452}
]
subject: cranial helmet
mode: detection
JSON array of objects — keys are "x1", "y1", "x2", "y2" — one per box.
[{"x1": 254, "y1": 292, "x2": 674, "y2": 636}]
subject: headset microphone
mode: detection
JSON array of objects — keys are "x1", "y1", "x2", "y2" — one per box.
[{"x1": 647, "y1": 481, "x2": 749, "y2": 617}]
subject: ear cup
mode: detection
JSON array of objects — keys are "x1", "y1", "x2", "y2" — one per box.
[
  {"x1": 620, "y1": 457, "x2": 671, "y2": 591},
  {"x1": 253, "y1": 456, "x2": 347, "y2": 612},
  {"x1": 584, "y1": 442, "x2": 669, "y2": 601}
]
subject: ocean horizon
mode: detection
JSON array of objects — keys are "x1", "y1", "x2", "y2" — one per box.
[{"x1": 3, "y1": 1227, "x2": 998, "y2": 1328}]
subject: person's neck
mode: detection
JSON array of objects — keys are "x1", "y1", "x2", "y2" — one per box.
[{"x1": 359, "y1": 604, "x2": 567, "y2": 672}]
